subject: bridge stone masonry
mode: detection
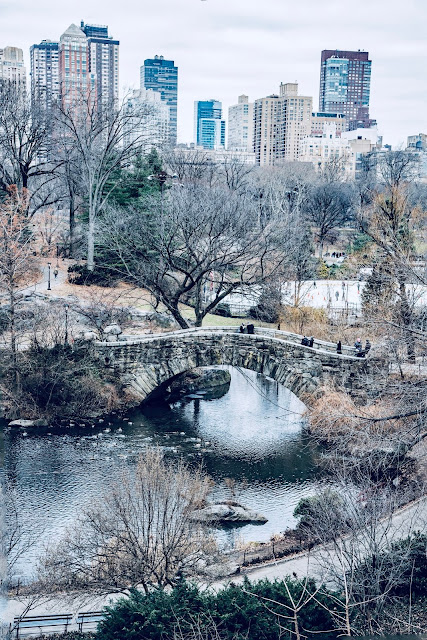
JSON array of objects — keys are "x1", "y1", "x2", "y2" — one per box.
[{"x1": 93, "y1": 327, "x2": 388, "y2": 406}]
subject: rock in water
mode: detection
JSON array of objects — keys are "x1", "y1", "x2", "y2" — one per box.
[
  {"x1": 8, "y1": 418, "x2": 48, "y2": 428},
  {"x1": 191, "y1": 502, "x2": 268, "y2": 525}
]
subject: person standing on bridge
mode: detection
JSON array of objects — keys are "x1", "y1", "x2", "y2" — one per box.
[
  {"x1": 337, "y1": 340, "x2": 342, "y2": 354},
  {"x1": 335, "y1": 291, "x2": 339, "y2": 302},
  {"x1": 354, "y1": 338, "x2": 362, "y2": 353}
]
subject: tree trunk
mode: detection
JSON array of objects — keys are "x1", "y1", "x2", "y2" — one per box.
[
  {"x1": 8, "y1": 279, "x2": 18, "y2": 388},
  {"x1": 87, "y1": 214, "x2": 95, "y2": 272},
  {"x1": 69, "y1": 193, "x2": 76, "y2": 259},
  {"x1": 398, "y1": 280, "x2": 415, "y2": 362},
  {"x1": 167, "y1": 303, "x2": 191, "y2": 329}
]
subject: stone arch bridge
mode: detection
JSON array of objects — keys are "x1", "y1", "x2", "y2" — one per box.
[{"x1": 94, "y1": 326, "x2": 387, "y2": 405}]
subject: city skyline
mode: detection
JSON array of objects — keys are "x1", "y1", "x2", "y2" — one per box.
[{"x1": 0, "y1": 0, "x2": 426, "y2": 147}]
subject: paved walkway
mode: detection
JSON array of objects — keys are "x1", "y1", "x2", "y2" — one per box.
[
  {"x1": 2, "y1": 495, "x2": 426, "y2": 632},
  {"x1": 219, "y1": 494, "x2": 427, "y2": 588}
]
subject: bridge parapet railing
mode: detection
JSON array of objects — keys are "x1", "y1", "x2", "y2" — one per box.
[{"x1": 116, "y1": 325, "x2": 355, "y2": 355}]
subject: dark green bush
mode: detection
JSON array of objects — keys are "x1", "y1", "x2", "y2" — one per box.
[
  {"x1": 213, "y1": 303, "x2": 232, "y2": 318},
  {"x1": 96, "y1": 578, "x2": 340, "y2": 640},
  {"x1": 67, "y1": 263, "x2": 116, "y2": 287}
]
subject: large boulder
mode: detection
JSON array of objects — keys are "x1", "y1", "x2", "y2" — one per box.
[
  {"x1": 103, "y1": 324, "x2": 122, "y2": 336},
  {"x1": 191, "y1": 502, "x2": 267, "y2": 525},
  {"x1": 9, "y1": 418, "x2": 48, "y2": 428}
]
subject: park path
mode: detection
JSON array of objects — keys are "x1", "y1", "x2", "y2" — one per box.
[
  {"x1": 216, "y1": 494, "x2": 427, "y2": 588},
  {"x1": 1, "y1": 494, "x2": 426, "y2": 633}
]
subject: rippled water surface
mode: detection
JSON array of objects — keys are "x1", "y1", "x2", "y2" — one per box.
[{"x1": 0, "y1": 367, "x2": 327, "y2": 579}]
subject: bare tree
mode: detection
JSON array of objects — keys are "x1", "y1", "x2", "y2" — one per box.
[
  {"x1": 35, "y1": 449, "x2": 218, "y2": 598},
  {"x1": 304, "y1": 181, "x2": 353, "y2": 258},
  {"x1": 34, "y1": 207, "x2": 63, "y2": 256},
  {"x1": 0, "y1": 187, "x2": 38, "y2": 383},
  {"x1": 359, "y1": 180, "x2": 425, "y2": 360},
  {"x1": 54, "y1": 92, "x2": 154, "y2": 270},
  {"x1": 252, "y1": 163, "x2": 313, "y2": 227},
  {"x1": 163, "y1": 147, "x2": 218, "y2": 187},
  {"x1": 54, "y1": 129, "x2": 85, "y2": 257},
  {"x1": 0, "y1": 80, "x2": 60, "y2": 216},
  {"x1": 100, "y1": 184, "x2": 287, "y2": 328},
  {"x1": 217, "y1": 154, "x2": 255, "y2": 192},
  {"x1": 293, "y1": 452, "x2": 426, "y2": 636}
]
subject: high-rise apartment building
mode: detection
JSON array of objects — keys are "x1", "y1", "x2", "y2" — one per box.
[
  {"x1": 253, "y1": 93, "x2": 281, "y2": 166},
  {"x1": 228, "y1": 95, "x2": 254, "y2": 152},
  {"x1": 319, "y1": 49, "x2": 374, "y2": 130},
  {"x1": 141, "y1": 56, "x2": 178, "y2": 145},
  {"x1": 194, "y1": 100, "x2": 226, "y2": 150},
  {"x1": 33, "y1": 22, "x2": 118, "y2": 113},
  {"x1": 59, "y1": 23, "x2": 95, "y2": 108},
  {"x1": 81, "y1": 21, "x2": 119, "y2": 113},
  {"x1": 30, "y1": 40, "x2": 59, "y2": 110},
  {"x1": 253, "y1": 83, "x2": 312, "y2": 165},
  {"x1": 276, "y1": 83, "x2": 312, "y2": 161},
  {"x1": 0, "y1": 46, "x2": 26, "y2": 91}
]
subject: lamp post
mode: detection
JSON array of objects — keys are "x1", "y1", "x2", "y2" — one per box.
[
  {"x1": 47, "y1": 262, "x2": 51, "y2": 291},
  {"x1": 64, "y1": 303, "x2": 69, "y2": 344}
]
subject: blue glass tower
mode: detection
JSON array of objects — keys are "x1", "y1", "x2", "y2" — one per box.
[
  {"x1": 141, "y1": 55, "x2": 178, "y2": 145},
  {"x1": 194, "y1": 100, "x2": 226, "y2": 150}
]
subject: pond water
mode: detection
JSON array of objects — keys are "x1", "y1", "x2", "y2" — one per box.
[{"x1": 0, "y1": 366, "x2": 328, "y2": 581}]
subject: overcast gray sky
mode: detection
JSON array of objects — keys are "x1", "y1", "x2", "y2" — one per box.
[{"x1": 1, "y1": 0, "x2": 426, "y2": 147}]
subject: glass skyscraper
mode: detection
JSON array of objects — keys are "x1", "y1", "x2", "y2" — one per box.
[
  {"x1": 140, "y1": 56, "x2": 178, "y2": 145},
  {"x1": 319, "y1": 50, "x2": 375, "y2": 130},
  {"x1": 194, "y1": 100, "x2": 226, "y2": 150}
]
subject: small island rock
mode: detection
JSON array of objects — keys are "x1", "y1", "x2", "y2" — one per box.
[{"x1": 191, "y1": 502, "x2": 268, "y2": 525}]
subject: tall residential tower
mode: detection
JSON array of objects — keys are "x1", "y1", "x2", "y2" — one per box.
[
  {"x1": 58, "y1": 23, "x2": 95, "y2": 108},
  {"x1": 32, "y1": 22, "x2": 119, "y2": 113},
  {"x1": 81, "y1": 21, "x2": 119, "y2": 113},
  {"x1": 253, "y1": 82, "x2": 312, "y2": 165},
  {"x1": 140, "y1": 56, "x2": 178, "y2": 145},
  {"x1": 319, "y1": 49, "x2": 374, "y2": 130},
  {"x1": 30, "y1": 40, "x2": 59, "y2": 110},
  {"x1": 227, "y1": 95, "x2": 254, "y2": 152}
]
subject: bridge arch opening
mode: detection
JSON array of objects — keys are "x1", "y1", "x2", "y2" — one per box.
[{"x1": 143, "y1": 363, "x2": 313, "y2": 407}]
